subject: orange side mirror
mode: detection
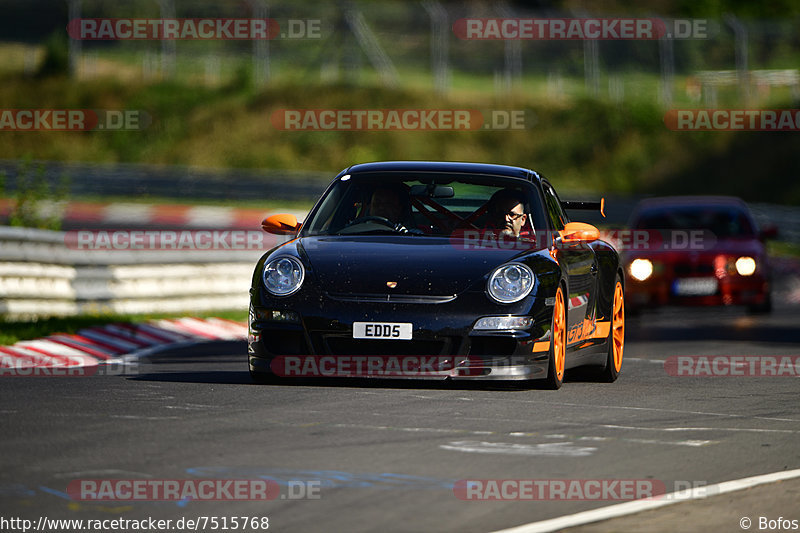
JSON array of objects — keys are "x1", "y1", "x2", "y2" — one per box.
[
  {"x1": 262, "y1": 213, "x2": 301, "y2": 235},
  {"x1": 559, "y1": 222, "x2": 600, "y2": 243}
]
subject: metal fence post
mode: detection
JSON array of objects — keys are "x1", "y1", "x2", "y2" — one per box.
[
  {"x1": 158, "y1": 0, "x2": 176, "y2": 79},
  {"x1": 422, "y1": 0, "x2": 449, "y2": 96},
  {"x1": 249, "y1": 0, "x2": 270, "y2": 86},
  {"x1": 67, "y1": 0, "x2": 81, "y2": 78},
  {"x1": 725, "y1": 14, "x2": 750, "y2": 105},
  {"x1": 499, "y1": 2, "x2": 522, "y2": 89},
  {"x1": 659, "y1": 33, "x2": 675, "y2": 107}
]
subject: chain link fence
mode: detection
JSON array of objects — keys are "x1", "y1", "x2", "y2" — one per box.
[{"x1": 3, "y1": 1, "x2": 800, "y2": 106}]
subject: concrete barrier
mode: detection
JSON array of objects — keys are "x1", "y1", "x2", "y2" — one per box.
[{"x1": 0, "y1": 226, "x2": 271, "y2": 318}]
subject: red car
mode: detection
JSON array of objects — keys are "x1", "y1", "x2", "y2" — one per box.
[{"x1": 623, "y1": 196, "x2": 774, "y2": 314}]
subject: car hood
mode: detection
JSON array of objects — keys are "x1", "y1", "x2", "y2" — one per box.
[{"x1": 296, "y1": 235, "x2": 536, "y2": 296}]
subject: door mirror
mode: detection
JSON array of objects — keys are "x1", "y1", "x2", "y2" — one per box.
[
  {"x1": 759, "y1": 225, "x2": 778, "y2": 241},
  {"x1": 559, "y1": 222, "x2": 600, "y2": 243},
  {"x1": 262, "y1": 213, "x2": 301, "y2": 235}
]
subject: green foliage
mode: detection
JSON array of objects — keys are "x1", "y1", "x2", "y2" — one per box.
[
  {"x1": 672, "y1": 0, "x2": 800, "y2": 18},
  {"x1": 0, "y1": 75, "x2": 798, "y2": 204},
  {"x1": 225, "y1": 62, "x2": 254, "y2": 93},
  {"x1": 35, "y1": 30, "x2": 70, "y2": 78},
  {"x1": 768, "y1": 240, "x2": 800, "y2": 259},
  {"x1": 3, "y1": 160, "x2": 70, "y2": 230}
]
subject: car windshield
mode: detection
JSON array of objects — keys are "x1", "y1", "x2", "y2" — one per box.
[
  {"x1": 302, "y1": 171, "x2": 546, "y2": 238},
  {"x1": 634, "y1": 205, "x2": 755, "y2": 238}
]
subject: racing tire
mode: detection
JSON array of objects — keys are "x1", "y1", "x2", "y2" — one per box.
[
  {"x1": 599, "y1": 275, "x2": 625, "y2": 382},
  {"x1": 544, "y1": 284, "x2": 567, "y2": 390}
]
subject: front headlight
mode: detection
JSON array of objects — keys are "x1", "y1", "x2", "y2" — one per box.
[
  {"x1": 735, "y1": 256, "x2": 756, "y2": 276},
  {"x1": 263, "y1": 256, "x2": 305, "y2": 296},
  {"x1": 629, "y1": 258, "x2": 653, "y2": 281},
  {"x1": 487, "y1": 263, "x2": 535, "y2": 303}
]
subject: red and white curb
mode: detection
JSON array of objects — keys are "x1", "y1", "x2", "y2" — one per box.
[
  {"x1": 568, "y1": 294, "x2": 589, "y2": 310},
  {"x1": 0, "y1": 317, "x2": 247, "y2": 376}
]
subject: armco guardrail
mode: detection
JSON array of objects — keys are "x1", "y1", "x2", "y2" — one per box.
[
  {"x1": 0, "y1": 226, "x2": 281, "y2": 318},
  {"x1": 0, "y1": 159, "x2": 330, "y2": 203},
  {"x1": 751, "y1": 203, "x2": 800, "y2": 245}
]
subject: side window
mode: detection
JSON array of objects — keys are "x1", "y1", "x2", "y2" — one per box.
[{"x1": 542, "y1": 182, "x2": 568, "y2": 230}]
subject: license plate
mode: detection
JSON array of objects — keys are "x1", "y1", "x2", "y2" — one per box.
[
  {"x1": 673, "y1": 278, "x2": 718, "y2": 296},
  {"x1": 353, "y1": 322, "x2": 413, "y2": 340}
]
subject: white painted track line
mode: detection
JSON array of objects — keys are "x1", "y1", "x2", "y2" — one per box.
[{"x1": 491, "y1": 468, "x2": 800, "y2": 533}]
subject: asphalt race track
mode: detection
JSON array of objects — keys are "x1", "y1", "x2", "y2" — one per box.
[{"x1": 1, "y1": 304, "x2": 799, "y2": 533}]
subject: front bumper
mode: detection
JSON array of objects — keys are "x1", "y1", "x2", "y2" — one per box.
[
  {"x1": 248, "y1": 292, "x2": 554, "y2": 381},
  {"x1": 625, "y1": 274, "x2": 769, "y2": 308}
]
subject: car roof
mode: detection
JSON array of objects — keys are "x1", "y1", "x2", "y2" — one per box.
[
  {"x1": 343, "y1": 161, "x2": 539, "y2": 182},
  {"x1": 629, "y1": 196, "x2": 755, "y2": 225},
  {"x1": 634, "y1": 196, "x2": 748, "y2": 209}
]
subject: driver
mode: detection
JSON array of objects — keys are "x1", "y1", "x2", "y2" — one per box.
[
  {"x1": 367, "y1": 186, "x2": 414, "y2": 233},
  {"x1": 484, "y1": 189, "x2": 530, "y2": 238}
]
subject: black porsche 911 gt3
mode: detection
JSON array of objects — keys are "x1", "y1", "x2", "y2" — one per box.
[{"x1": 248, "y1": 161, "x2": 624, "y2": 389}]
